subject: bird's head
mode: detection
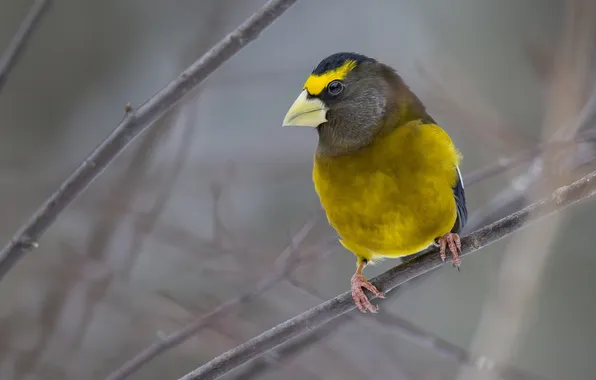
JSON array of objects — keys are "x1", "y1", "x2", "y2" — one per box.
[{"x1": 282, "y1": 52, "x2": 426, "y2": 156}]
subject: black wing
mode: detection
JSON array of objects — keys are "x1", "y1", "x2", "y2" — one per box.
[{"x1": 451, "y1": 166, "x2": 467, "y2": 234}]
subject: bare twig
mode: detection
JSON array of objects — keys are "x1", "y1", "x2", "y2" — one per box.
[
  {"x1": 464, "y1": 136, "x2": 596, "y2": 235},
  {"x1": 287, "y1": 278, "x2": 549, "y2": 380},
  {"x1": 105, "y1": 216, "x2": 323, "y2": 380},
  {"x1": 226, "y1": 313, "x2": 343, "y2": 380},
  {"x1": 230, "y1": 278, "x2": 416, "y2": 380},
  {"x1": 464, "y1": 130, "x2": 596, "y2": 187},
  {"x1": 0, "y1": 0, "x2": 52, "y2": 92},
  {"x1": 371, "y1": 315, "x2": 549, "y2": 380},
  {"x1": 232, "y1": 310, "x2": 415, "y2": 380},
  {"x1": 0, "y1": 0, "x2": 298, "y2": 281},
  {"x1": 178, "y1": 169, "x2": 596, "y2": 380}
]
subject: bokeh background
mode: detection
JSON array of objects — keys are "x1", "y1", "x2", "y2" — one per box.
[{"x1": 1, "y1": 0, "x2": 596, "y2": 379}]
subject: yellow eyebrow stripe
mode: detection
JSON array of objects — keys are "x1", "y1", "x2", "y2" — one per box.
[{"x1": 303, "y1": 60, "x2": 357, "y2": 96}]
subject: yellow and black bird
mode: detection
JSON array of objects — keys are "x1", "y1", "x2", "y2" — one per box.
[{"x1": 282, "y1": 52, "x2": 467, "y2": 313}]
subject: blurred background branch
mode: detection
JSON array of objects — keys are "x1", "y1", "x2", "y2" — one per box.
[
  {"x1": 106, "y1": 216, "x2": 330, "y2": 380},
  {"x1": 0, "y1": 0, "x2": 298, "y2": 282},
  {"x1": 286, "y1": 278, "x2": 549, "y2": 380},
  {"x1": 0, "y1": 0, "x2": 52, "y2": 92}
]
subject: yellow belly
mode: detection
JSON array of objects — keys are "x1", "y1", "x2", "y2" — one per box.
[{"x1": 313, "y1": 120, "x2": 460, "y2": 263}]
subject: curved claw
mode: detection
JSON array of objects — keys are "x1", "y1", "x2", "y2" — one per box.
[
  {"x1": 351, "y1": 274, "x2": 385, "y2": 313},
  {"x1": 437, "y1": 233, "x2": 462, "y2": 269}
]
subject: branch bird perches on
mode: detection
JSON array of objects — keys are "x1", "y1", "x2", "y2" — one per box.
[{"x1": 178, "y1": 169, "x2": 596, "y2": 380}]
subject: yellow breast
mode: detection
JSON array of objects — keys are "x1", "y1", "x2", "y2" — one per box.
[{"x1": 313, "y1": 120, "x2": 460, "y2": 262}]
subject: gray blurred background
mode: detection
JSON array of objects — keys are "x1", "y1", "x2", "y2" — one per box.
[{"x1": 1, "y1": 0, "x2": 596, "y2": 379}]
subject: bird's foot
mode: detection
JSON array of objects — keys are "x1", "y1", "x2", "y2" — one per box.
[
  {"x1": 436, "y1": 233, "x2": 462, "y2": 270},
  {"x1": 350, "y1": 273, "x2": 385, "y2": 313}
]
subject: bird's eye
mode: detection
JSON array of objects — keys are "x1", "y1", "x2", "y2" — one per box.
[{"x1": 327, "y1": 80, "x2": 344, "y2": 96}]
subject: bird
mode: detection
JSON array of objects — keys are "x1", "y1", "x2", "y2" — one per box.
[{"x1": 282, "y1": 52, "x2": 467, "y2": 313}]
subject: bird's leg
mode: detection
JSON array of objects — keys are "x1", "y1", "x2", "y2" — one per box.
[
  {"x1": 351, "y1": 261, "x2": 385, "y2": 313},
  {"x1": 436, "y1": 233, "x2": 462, "y2": 269}
]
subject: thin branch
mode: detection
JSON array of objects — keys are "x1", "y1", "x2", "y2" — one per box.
[
  {"x1": 465, "y1": 122, "x2": 596, "y2": 234},
  {"x1": 464, "y1": 129, "x2": 596, "y2": 187},
  {"x1": 225, "y1": 314, "x2": 341, "y2": 380},
  {"x1": 247, "y1": 312, "x2": 416, "y2": 380},
  {"x1": 232, "y1": 278, "x2": 417, "y2": 380},
  {"x1": 0, "y1": 0, "x2": 52, "y2": 92},
  {"x1": 178, "y1": 169, "x2": 596, "y2": 380},
  {"x1": 373, "y1": 315, "x2": 549, "y2": 380},
  {"x1": 286, "y1": 278, "x2": 549, "y2": 380},
  {"x1": 104, "y1": 217, "x2": 323, "y2": 380},
  {"x1": 465, "y1": 89, "x2": 596, "y2": 231},
  {"x1": 0, "y1": 0, "x2": 298, "y2": 281}
]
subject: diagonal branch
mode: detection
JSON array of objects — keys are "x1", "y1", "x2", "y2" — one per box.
[
  {"x1": 227, "y1": 314, "x2": 347, "y2": 380},
  {"x1": 0, "y1": 0, "x2": 52, "y2": 92},
  {"x1": 286, "y1": 278, "x2": 550, "y2": 380},
  {"x1": 178, "y1": 169, "x2": 596, "y2": 380},
  {"x1": 0, "y1": 0, "x2": 298, "y2": 281},
  {"x1": 464, "y1": 129, "x2": 596, "y2": 187}
]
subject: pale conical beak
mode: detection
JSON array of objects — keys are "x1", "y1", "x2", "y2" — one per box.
[{"x1": 282, "y1": 90, "x2": 328, "y2": 127}]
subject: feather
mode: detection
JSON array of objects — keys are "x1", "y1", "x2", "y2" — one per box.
[{"x1": 451, "y1": 165, "x2": 468, "y2": 234}]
